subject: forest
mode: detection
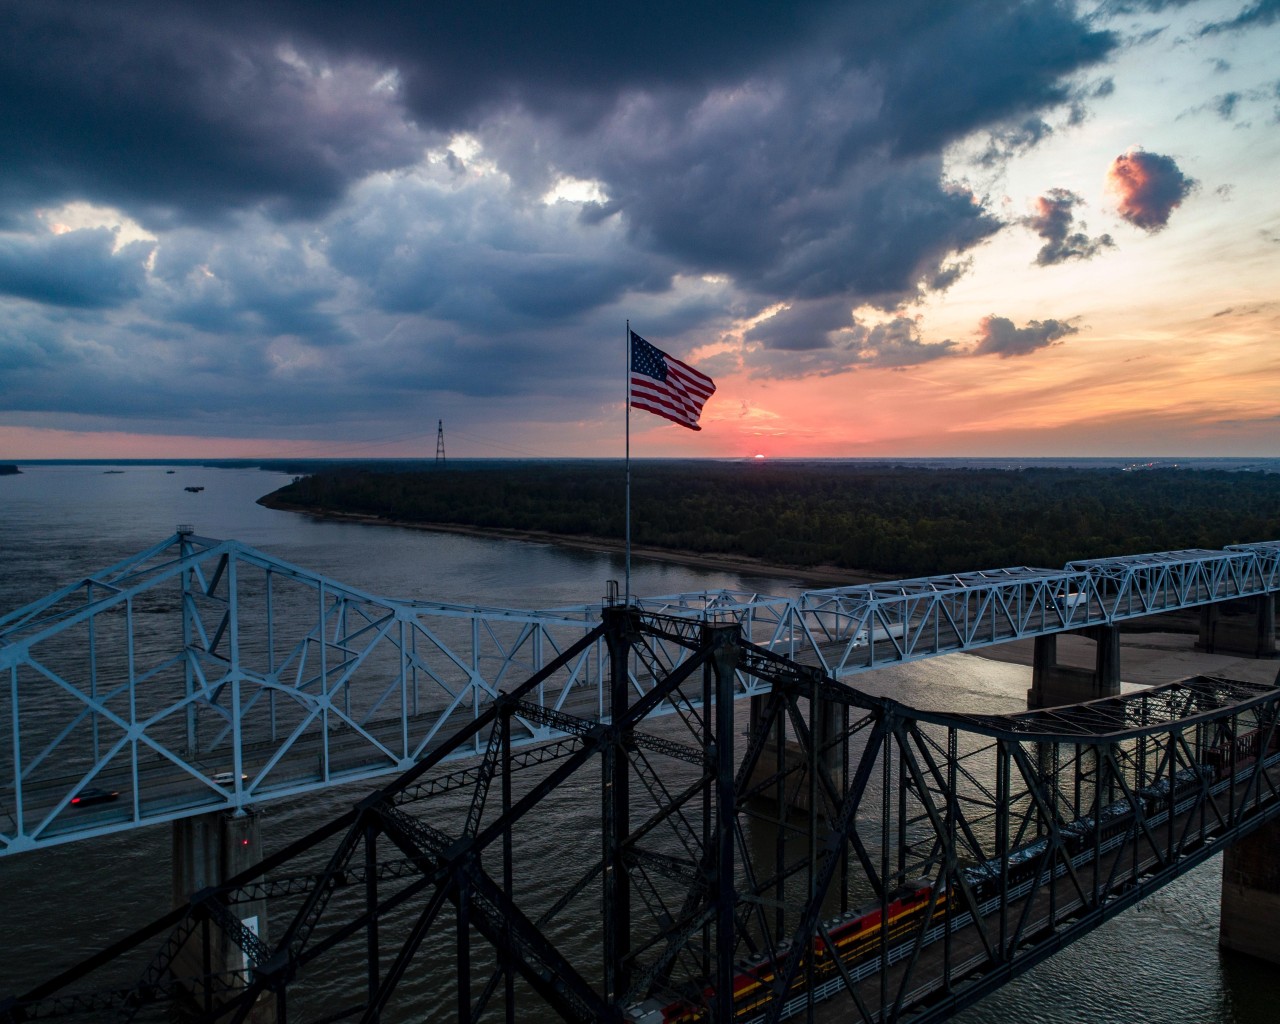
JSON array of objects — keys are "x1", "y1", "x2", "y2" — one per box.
[{"x1": 260, "y1": 461, "x2": 1280, "y2": 578}]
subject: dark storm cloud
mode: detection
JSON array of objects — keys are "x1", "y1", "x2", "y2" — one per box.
[
  {"x1": 863, "y1": 4, "x2": 1115, "y2": 159},
  {"x1": 0, "y1": 0, "x2": 1134, "y2": 439},
  {"x1": 534, "y1": 1, "x2": 1114, "y2": 309},
  {"x1": 1106, "y1": 148, "x2": 1197, "y2": 231},
  {"x1": 0, "y1": 301, "x2": 193, "y2": 419},
  {"x1": 234, "y1": 0, "x2": 845, "y2": 122},
  {"x1": 0, "y1": 228, "x2": 153, "y2": 308},
  {"x1": 148, "y1": 230, "x2": 351, "y2": 345},
  {"x1": 0, "y1": 311, "x2": 67, "y2": 373},
  {"x1": 972, "y1": 315, "x2": 1077, "y2": 357},
  {"x1": 746, "y1": 300, "x2": 853, "y2": 353},
  {"x1": 165, "y1": 0, "x2": 1114, "y2": 152},
  {"x1": 854, "y1": 317, "x2": 960, "y2": 368},
  {"x1": 0, "y1": 1, "x2": 424, "y2": 226},
  {"x1": 0, "y1": 1, "x2": 1114, "y2": 227},
  {"x1": 745, "y1": 300, "x2": 958, "y2": 377},
  {"x1": 1023, "y1": 189, "x2": 1115, "y2": 265},
  {"x1": 607, "y1": 144, "x2": 1001, "y2": 310},
  {"x1": 0, "y1": 0, "x2": 860, "y2": 226},
  {"x1": 352, "y1": 324, "x2": 618, "y2": 399},
  {"x1": 322, "y1": 171, "x2": 667, "y2": 328}
]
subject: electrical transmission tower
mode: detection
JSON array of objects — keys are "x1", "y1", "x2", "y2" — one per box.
[{"x1": 435, "y1": 419, "x2": 446, "y2": 464}]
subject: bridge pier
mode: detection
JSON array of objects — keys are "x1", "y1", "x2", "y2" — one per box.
[
  {"x1": 1198, "y1": 594, "x2": 1277, "y2": 657},
  {"x1": 172, "y1": 809, "x2": 270, "y2": 1016},
  {"x1": 1220, "y1": 818, "x2": 1280, "y2": 964},
  {"x1": 1027, "y1": 626, "x2": 1121, "y2": 709}
]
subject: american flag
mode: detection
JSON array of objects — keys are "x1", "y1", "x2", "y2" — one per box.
[{"x1": 629, "y1": 331, "x2": 716, "y2": 431}]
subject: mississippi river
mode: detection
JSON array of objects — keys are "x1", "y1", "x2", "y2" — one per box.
[{"x1": 1, "y1": 463, "x2": 1277, "y2": 1022}]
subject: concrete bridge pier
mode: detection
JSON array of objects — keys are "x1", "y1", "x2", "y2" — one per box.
[
  {"x1": 1198, "y1": 595, "x2": 1277, "y2": 657},
  {"x1": 1220, "y1": 818, "x2": 1280, "y2": 964},
  {"x1": 1027, "y1": 626, "x2": 1121, "y2": 709},
  {"x1": 172, "y1": 809, "x2": 271, "y2": 1017}
]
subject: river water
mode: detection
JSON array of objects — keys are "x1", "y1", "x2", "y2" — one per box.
[{"x1": 0, "y1": 463, "x2": 1276, "y2": 1022}]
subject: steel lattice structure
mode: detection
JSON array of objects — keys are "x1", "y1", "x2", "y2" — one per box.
[
  {"x1": 1, "y1": 533, "x2": 1279, "y2": 855},
  {"x1": 3, "y1": 609, "x2": 1280, "y2": 1024}
]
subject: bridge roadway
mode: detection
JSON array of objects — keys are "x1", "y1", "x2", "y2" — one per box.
[{"x1": 2, "y1": 532, "x2": 1279, "y2": 854}]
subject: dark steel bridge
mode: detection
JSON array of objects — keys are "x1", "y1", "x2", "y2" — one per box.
[{"x1": 4, "y1": 599, "x2": 1280, "y2": 1023}]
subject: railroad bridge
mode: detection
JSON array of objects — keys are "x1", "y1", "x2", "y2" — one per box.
[{"x1": 2, "y1": 533, "x2": 1280, "y2": 1022}]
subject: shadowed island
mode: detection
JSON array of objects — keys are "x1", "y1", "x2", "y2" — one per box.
[{"x1": 258, "y1": 461, "x2": 1280, "y2": 584}]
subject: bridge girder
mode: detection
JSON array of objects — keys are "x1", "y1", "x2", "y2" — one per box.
[
  {"x1": 3, "y1": 534, "x2": 1280, "y2": 857},
  {"x1": 4, "y1": 609, "x2": 1280, "y2": 1023}
]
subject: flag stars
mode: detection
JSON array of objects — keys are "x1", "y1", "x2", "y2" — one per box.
[
  {"x1": 629, "y1": 329, "x2": 716, "y2": 431},
  {"x1": 631, "y1": 336, "x2": 669, "y2": 381}
]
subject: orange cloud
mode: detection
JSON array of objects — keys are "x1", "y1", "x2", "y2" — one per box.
[{"x1": 1106, "y1": 147, "x2": 1196, "y2": 231}]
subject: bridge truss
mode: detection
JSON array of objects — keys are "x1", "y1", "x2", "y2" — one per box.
[
  {"x1": 4, "y1": 608, "x2": 1279, "y2": 1023},
  {"x1": 2, "y1": 532, "x2": 1278, "y2": 856}
]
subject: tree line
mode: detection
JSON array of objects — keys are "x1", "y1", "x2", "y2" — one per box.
[{"x1": 261, "y1": 462, "x2": 1280, "y2": 577}]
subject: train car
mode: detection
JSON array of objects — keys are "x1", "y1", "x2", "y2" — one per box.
[
  {"x1": 631, "y1": 731, "x2": 1270, "y2": 1024},
  {"x1": 650, "y1": 882, "x2": 940, "y2": 1023},
  {"x1": 1202, "y1": 725, "x2": 1274, "y2": 778}
]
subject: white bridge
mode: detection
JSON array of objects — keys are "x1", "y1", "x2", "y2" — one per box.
[{"x1": 2, "y1": 528, "x2": 1278, "y2": 855}]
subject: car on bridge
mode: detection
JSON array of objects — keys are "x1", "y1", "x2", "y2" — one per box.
[{"x1": 70, "y1": 787, "x2": 119, "y2": 807}]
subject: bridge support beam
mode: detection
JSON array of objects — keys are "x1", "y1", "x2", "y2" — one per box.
[
  {"x1": 172, "y1": 810, "x2": 270, "y2": 1016},
  {"x1": 1220, "y1": 818, "x2": 1280, "y2": 964},
  {"x1": 1027, "y1": 626, "x2": 1121, "y2": 709},
  {"x1": 1198, "y1": 594, "x2": 1277, "y2": 658},
  {"x1": 747, "y1": 688, "x2": 844, "y2": 816}
]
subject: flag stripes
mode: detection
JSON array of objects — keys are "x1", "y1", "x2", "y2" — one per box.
[{"x1": 629, "y1": 330, "x2": 716, "y2": 431}]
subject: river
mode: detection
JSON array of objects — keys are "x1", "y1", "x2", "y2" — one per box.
[{"x1": 0, "y1": 463, "x2": 1276, "y2": 1022}]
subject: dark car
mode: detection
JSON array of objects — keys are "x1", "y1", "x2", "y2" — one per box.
[{"x1": 70, "y1": 786, "x2": 120, "y2": 806}]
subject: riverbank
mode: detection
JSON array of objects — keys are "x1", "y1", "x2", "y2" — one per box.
[{"x1": 257, "y1": 493, "x2": 891, "y2": 588}]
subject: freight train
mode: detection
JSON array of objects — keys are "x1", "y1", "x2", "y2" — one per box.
[{"x1": 626, "y1": 725, "x2": 1276, "y2": 1024}]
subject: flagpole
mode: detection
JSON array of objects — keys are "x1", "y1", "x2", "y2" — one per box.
[{"x1": 625, "y1": 319, "x2": 632, "y2": 605}]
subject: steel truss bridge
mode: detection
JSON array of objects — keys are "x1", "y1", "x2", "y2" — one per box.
[
  {"x1": 3, "y1": 607, "x2": 1280, "y2": 1023},
  {"x1": 2, "y1": 531, "x2": 1279, "y2": 855}
]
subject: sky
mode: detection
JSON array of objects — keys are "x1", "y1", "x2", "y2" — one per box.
[{"x1": 0, "y1": 0, "x2": 1276, "y2": 461}]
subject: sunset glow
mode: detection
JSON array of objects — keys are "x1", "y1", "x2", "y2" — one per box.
[{"x1": 0, "y1": 2, "x2": 1275, "y2": 460}]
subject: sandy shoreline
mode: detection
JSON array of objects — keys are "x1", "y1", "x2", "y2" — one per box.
[{"x1": 257, "y1": 495, "x2": 890, "y2": 588}]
